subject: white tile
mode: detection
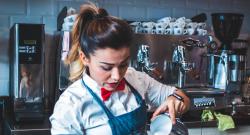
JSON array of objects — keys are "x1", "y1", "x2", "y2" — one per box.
[
  {"x1": 0, "y1": 0, "x2": 26, "y2": 15},
  {"x1": 0, "y1": 15, "x2": 10, "y2": 28},
  {"x1": 10, "y1": 16, "x2": 43, "y2": 27},
  {"x1": 209, "y1": 0, "x2": 233, "y2": 10},
  {"x1": 173, "y1": 7, "x2": 197, "y2": 18},
  {"x1": 119, "y1": 5, "x2": 146, "y2": 21},
  {"x1": 160, "y1": 0, "x2": 187, "y2": 8},
  {"x1": 135, "y1": 0, "x2": 160, "y2": 6},
  {"x1": 187, "y1": 0, "x2": 209, "y2": 9},
  {"x1": 147, "y1": 7, "x2": 172, "y2": 21},
  {"x1": 28, "y1": 0, "x2": 54, "y2": 16},
  {"x1": 43, "y1": 16, "x2": 57, "y2": 32},
  {"x1": 102, "y1": 4, "x2": 119, "y2": 17},
  {"x1": 0, "y1": 80, "x2": 9, "y2": 96}
]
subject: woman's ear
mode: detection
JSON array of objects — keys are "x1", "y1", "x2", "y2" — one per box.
[{"x1": 79, "y1": 51, "x2": 89, "y2": 65}]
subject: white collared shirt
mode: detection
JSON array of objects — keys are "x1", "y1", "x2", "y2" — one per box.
[{"x1": 50, "y1": 67, "x2": 176, "y2": 135}]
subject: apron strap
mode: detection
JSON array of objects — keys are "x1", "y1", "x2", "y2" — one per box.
[
  {"x1": 81, "y1": 78, "x2": 145, "y2": 119},
  {"x1": 125, "y1": 80, "x2": 144, "y2": 105},
  {"x1": 81, "y1": 79, "x2": 114, "y2": 118}
]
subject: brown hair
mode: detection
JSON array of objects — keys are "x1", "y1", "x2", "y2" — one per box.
[{"x1": 65, "y1": 3, "x2": 133, "y2": 81}]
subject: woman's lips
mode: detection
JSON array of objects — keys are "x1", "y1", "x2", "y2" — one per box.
[{"x1": 107, "y1": 82, "x2": 118, "y2": 88}]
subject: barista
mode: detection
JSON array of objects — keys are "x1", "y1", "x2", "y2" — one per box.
[{"x1": 50, "y1": 3, "x2": 190, "y2": 135}]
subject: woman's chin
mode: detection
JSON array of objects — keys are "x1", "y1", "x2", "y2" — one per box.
[
  {"x1": 103, "y1": 83, "x2": 117, "y2": 91},
  {"x1": 106, "y1": 88, "x2": 116, "y2": 91}
]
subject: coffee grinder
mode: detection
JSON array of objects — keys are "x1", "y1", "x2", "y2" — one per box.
[
  {"x1": 207, "y1": 13, "x2": 244, "y2": 92},
  {"x1": 9, "y1": 23, "x2": 45, "y2": 121}
]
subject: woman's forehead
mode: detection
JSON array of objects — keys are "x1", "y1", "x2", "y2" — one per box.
[{"x1": 90, "y1": 47, "x2": 130, "y2": 62}]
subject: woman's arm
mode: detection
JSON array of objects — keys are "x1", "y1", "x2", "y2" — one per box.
[
  {"x1": 126, "y1": 67, "x2": 176, "y2": 109},
  {"x1": 50, "y1": 93, "x2": 84, "y2": 135},
  {"x1": 151, "y1": 89, "x2": 190, "y2": 124},
  {"x1": 125, "y1": 67, "x2": 190, "y2": 124}
]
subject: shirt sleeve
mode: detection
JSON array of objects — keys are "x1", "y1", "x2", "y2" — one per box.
[
  {"x1": 50, "y1": 92, "x2": 84, "y2": 135},
  {"x1": 125, "y1": 67, "x2": 176, "y2": 110}
]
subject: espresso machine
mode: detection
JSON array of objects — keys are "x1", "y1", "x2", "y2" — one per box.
[
  {"x1": 9, "y1": 23, "x2": 45, "y2": 121},
  {"x1": 207, "y1": 13, "x2": 245, "y2": 93}
]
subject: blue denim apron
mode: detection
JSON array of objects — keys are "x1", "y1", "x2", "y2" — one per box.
[{"x1": 82, "y1": 79, "x2": 147, "y2": 135}]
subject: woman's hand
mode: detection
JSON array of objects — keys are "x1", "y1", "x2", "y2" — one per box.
[{"x1": 151, "y1": 89, "x2": 190, "y2": 124}]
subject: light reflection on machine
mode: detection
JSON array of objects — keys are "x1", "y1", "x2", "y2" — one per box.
[{"x1": 135, "y1": 44, "x2": 163, "y2": 81}]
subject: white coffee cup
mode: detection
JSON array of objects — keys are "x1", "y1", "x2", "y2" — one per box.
[
  {"x1": 156, "y1": 27, "x2": 165, "y2": 34},
  {"x1": 185, "y1": 19, "x2": 192, "y2": 23},
  {"x1": 187, "y1": 28, "x2": 195, "y2": 35},
  {"x1": 174, "y1": 22, "x2": 185, "y2": 29},
  {"x1": 155, "y1": 22, "x2": 168, "y2": 29},
  {"x1": 167, "y1": 22, "x2": 175, "y2": 29},
  {"x1": 186, "y1": 22, "x2": 198, "y2": 29},
  {"x1": 150, "y1": 113, "x2": 189, "y2": 135},
  {"x1": 152, "y1": 29, "x2": 157, "y2": 34},
  {"x1": 165, "y1": 28, "x2": 174, "y2": 35},
  {"x1": 130, "y1": 21, "x2": 142, "y2": 33},
  {"x1": 157, "y1": 17, "x2": 172, "y2": 23},
  {"x1": 142, "y1": 22, "x2": 155, "y2": 28},
  {"x1": 174, "y1": 27, "x2": 187, "y2": 35},
  {"x1": 150, "y1": 114, "x2": 172, "y2": 135},
  {"x1": 197, "y1": 28, "x2": 207, "y2": 36},
  {"x1": 176, "y1": 17, "x2": 186, "y2": 23},
  {"x1": 143, "y1": 27, "x2": 154, "y2": 34},
  {"x1": 197, "y1": 22, "x2": 206, "y2": 29}
]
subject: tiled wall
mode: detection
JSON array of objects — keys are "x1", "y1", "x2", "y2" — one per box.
[{"x1": 1, "y1": 0, "x2": 250, "y2": 96}]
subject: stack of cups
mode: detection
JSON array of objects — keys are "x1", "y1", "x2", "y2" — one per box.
[{"x1": 129, "y1": 16, "x2": 207, "y2": 36}]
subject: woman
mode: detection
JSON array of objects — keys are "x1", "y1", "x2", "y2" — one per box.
[{"x1": 50, "y1": 3, "x2": 190, "y2": 135}]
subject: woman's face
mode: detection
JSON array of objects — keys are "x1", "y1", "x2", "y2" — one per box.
[{"x1": 83, "y1": 47, "x2": 130, "y2": 91}]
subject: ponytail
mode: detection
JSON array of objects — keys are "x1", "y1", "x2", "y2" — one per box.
[{"x1": 65, "y1": 3, "x2": 99, "y2": 81}]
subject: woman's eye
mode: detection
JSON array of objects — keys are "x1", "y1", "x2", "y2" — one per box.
[
  {"x1": 100, "y1": 62, "x2": 128, "y2": 71},
  {"x1": 101, "y1": 66, "x2": 112, "y2": 71}
]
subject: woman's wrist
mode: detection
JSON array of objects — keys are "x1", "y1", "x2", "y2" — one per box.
[
  {"x1": 172, "y1": 89, "x2": 191, "y2": 111},
  {"x1": 168, "y1": 92, "x2": 184, "y2": 102}
]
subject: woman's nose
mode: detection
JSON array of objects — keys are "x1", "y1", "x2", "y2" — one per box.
[{"x1": 111, "y1": 68, "x2": 121, "y2": 81}]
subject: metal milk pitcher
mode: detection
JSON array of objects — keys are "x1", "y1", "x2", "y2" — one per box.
[{"x1": 207, "y1": 51, "x2": 230, "y2": 90}]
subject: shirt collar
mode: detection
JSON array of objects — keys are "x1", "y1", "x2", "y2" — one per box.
[{"x1": 82, "y1": 71, "x2": 101, "y2": 94}]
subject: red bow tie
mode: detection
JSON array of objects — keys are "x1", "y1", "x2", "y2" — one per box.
[{"x1": 101, "y1": 79, "x2": 126, "y2": 101}]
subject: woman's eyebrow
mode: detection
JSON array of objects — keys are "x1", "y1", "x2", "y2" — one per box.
[{"x1": 99, "y1": 56, "x2": 130, "y2": 65}]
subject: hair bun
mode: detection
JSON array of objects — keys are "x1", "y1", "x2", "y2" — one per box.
[{"x1": 94, "y1": 8, "x2": 108, "y2": 19}]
